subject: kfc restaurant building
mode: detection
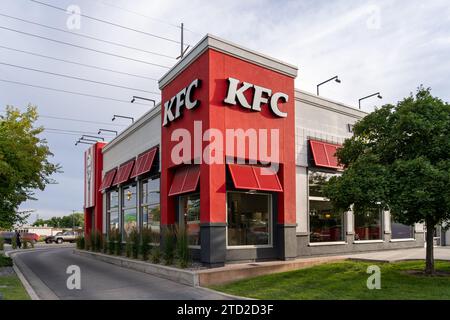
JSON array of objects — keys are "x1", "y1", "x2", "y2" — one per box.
[{"x1": 84, "y1": 35, "x2": 424, "y2": 267}]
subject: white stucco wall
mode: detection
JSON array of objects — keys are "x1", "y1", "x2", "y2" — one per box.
[
  {"x1": 102, "y1": 107, "x2": 161, "y2": 173},
  {"x1": 294, "y1": 90, "x2": 367, "y2": 234}
]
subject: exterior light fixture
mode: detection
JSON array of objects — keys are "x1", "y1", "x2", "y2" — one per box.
[
  {"x1": 98, "y1": 128, "x2": 118, "y2": 136},
  {"x1": 81, "y1": 135, "x2": 104, "y2": 141},
  {"x1": 131, "y1": 96, "x2": 156, "y2": 107},
  {"x1": 112, "y1": 114, "x2": 134, "y2": 123},
  {"x1": 358, "y1": 92, "x2": 382, "y2": 109},
  {"x1": 316, "y1": 76, "x2": 341, "y2": 96}
]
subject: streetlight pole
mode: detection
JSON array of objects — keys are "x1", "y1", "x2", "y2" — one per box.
[
  {"x1": 358, "y1": 92, "x2": 382, "y2": 109},
  {"x1": 316, "y1": 76, "x2": 341, "y2": 96}
]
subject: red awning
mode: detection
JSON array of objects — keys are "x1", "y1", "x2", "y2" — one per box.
[
  {"x1": 228, "y1": 164, "x2": 283, "y2": 192},
  {"x1": 309, "y1": 139, "x2": 342, "y2": 169},
  {"x1": 100, "y1": 169, "x2": 117, "y2": 190},
  {"x1": 130, "y1": 148, "x2": 157, "y2": 179},
  {"x1": 168, "y1": 165, "x2": 200, "y2": 196},
  {"x1": 112, "y1": 160, "x2": 135, "y2": 186}
]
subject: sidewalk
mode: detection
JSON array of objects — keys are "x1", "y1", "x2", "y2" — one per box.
[{"x1": 346, "y1": 246, "x2": 450, "y2": 262}]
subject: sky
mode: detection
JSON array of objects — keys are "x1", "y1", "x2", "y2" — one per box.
[{"x1": 1, "y1": 0, "x2": 449, "y2": 223}]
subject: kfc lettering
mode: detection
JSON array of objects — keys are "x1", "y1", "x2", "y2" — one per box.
[
  {"x1": 162, "y1": 78, "x2": 201, "y2": 126},
  {"x1": 223, "y1": 77, "x2": 289, "y2": 117}
]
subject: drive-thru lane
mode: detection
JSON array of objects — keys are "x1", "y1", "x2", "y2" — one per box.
[{"x1": 12, "y1": 247, "x2": 232, "y2": 300}]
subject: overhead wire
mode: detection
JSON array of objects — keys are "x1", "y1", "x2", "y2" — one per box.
[
  {"x1": 0, "y1": 26, "x2": 171, "y2": 69},
  {"x1": 0, "y1": 45, "x2": 158, "y2": 81},
  {"x1": 0, "y1": 78, "x2": 153, "y2": 105},
  {"x1": 0, "y1": 12, "x2": 176, "y2": 59},
  {"x1": 0, "y1": 61, "x2": 159, "y2": 95},
  {"x1": 29, "y1": 0, "x2": 184, "y2": 45}
]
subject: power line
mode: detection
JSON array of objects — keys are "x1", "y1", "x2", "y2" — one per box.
[
  {"x1": 94, "y1": 0, "x2": 201, "y2": 36},
  {"x1": 0, "y1": 61, "x2": 159, "y2": 95},
  {"x1": 0, "y1": 45, "x2": 158, "y2": 81},
  {"x1": 44, "y1": 127, "x2": 115, "y2": 136},
  {"x1": 29, "y1": 0, "x2": 183, "y2": 45},
  {"x1": 0, "y1": 78, "x2": 152, "y2": 105},
  {"x1": 0, "y1": 26, "x2": 171, "y2": 69},
  {"x1": 39, "y1": 115, "x2": 127, "y2": 127},
  {"x1": 0, "y1": 12, "x2": 176, "y2": 60}
]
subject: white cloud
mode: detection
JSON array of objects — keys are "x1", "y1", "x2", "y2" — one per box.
[{"x1": 2, "y1": 0, "x2": 450, "y2": 216}]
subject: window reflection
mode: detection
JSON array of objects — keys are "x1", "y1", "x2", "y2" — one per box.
[
  {"x1": 179, "y1": 194, "x2": 200, "y2": 246},
  {"x1": 227, "y1": 192, "x2": 271, "y2": 246}
]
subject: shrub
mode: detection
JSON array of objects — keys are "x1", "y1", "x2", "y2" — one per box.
[
  {"x1": 76, "y1": 235, "x2": 85, "y2": 250},
  {"x1": 95, "y1": 232, "x2": 103, "y2": 253},
  {"x1": 11, "y1": 238, "x2": 17, "y2": 250},
  {"x1": 130, "y1": 228, "x2": 140, "y2": 259},
  {"x1": 141, "y1": 228, "x2": 152, "y2": 261},
  {"x1": 125, "y1": 232, "x2": 133, "y2": 258},
  {"x1": 150, "y1": 246, "x2": 162, "y2": 264},
  {"x1": 23, "y1": 240, "x2": 29, "y2": 249},
  {"x1": 90, "y1": 231, "x2": 97, "y2": 251},
  {"x1": 84, "y1": 233, "x2": 91, "y2": 251},
  {"x1": 108, "y1": 229, "x2": 116, "y2": 255},
  {"x1": 163, "y1": 227, "x2": 175, "y2": 266},
  {"x1": 175, "y1": 225, "x2": 191, "y2": 268},
  {"x1": 0, "y1": 237, "x2": 4, "y2": 251},
  {"x1": 0, "y1": 255, "x2": 13, "y2": 267}
]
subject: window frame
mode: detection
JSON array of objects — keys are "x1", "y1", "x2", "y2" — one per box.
[
  {"x1": 225, "y1": 190, "x2": 273, "y2": 249},
  {"x1": 106, "y1": 188, "x2": 120, "y2": 237},
  {"x1": 139, "y1": 176, "x2": 161, "y2": 243},
  {"x1": 178, "y1": 192, "x2": 201, "y2": 249},
  {"x1": 121, "y1": 183, "x2": 138, "y2": 241},
  {"x1": 307, "y1": 169, "x2": 346, "y2": 244}
]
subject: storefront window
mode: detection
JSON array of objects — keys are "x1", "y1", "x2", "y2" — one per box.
[
  {"x1": 391, "y1": 220, "x2": 414, "y2": 239},
  {"x1": 310, "y1": 201, "x2": 344, "y2": 242},
  {"x1": 179, "y1": 194, "x2": 200, "y2": 246},
  {"x1": 227, "y1": 192, "x2": 271, "y2": 246},
  {"x1": 141, "y1": 178, "x2": 160, "y2": 242},
  {"x1": 354, "y1": 207, "x2": 382, "y2": 240},
  {"x1": 309, "y1": 171, "x2": 344, "y2": 242},
  {"x1": 122, "y1": 184, "x2": 137, "y2": 238},
  {"x1": 107, "y1": 190, "x2": 119, "y2": 234}
]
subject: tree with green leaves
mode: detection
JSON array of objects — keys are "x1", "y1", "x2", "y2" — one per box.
[
  {"x1": 324, "y1": 87, "x2": 450, "y2": 275},
  {"x1": 0, "y1": 105, "x2": 60, "y2": 229},
  {"x1": 33, "y1": 212, "x2": 84, "y2": 229}
]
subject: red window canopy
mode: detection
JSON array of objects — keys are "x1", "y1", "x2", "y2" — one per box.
[
  {"x1": 112, "y1": 160, "x2": 135, "y2": 186},
  {"x1": 130, "y1": 147, "x2": 157, "y2": 179},
  {"x1": 168, "y1": 165, "x2": 200, "y2": 196},
  {"x1": 309, "y1": 139, "x2": 342, "y2": 169},
  {"x1": 100, "y1": 169, "x2": 117, "y2": 191},
  {"x1": 228, "y1": 164, "x2": 283, "y2": 192}
]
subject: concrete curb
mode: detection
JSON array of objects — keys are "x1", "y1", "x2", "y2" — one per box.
[
  {"x1": 6, "y1": 250, "x2": 60, "y2": 300},
  {"x1": 74, "y1": 249, "x2": 200, "y2": 287},
  {"x1": 5, "y1": 250, "x2": 40, "y2": 300},
  {"x1": 195, "y1": 286, "x2": 255, "y2": 300}
]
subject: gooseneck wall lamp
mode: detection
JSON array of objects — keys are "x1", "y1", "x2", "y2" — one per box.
[
  {"x1": 131, "y1": 96, "x2": 156, "y2": 107},
  {"x1": 358, "y1": 92, "x2": 382, "y2": 109},
  {"x1": 316, "y1": 76, "x2": 341, "y2": 96},
  {"x1": 112, "y1": 114, "x2": 134, "y2": 123},
  {"x1": 98, "y1": 128, "x2": 118, "y2": 136}
]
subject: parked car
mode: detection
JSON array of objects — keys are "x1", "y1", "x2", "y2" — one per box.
[
  {"x1": 20, "y1": 232, "x2": 39, "y2": 244},
  {"x1": 0, "y1": 232, "x2": 15, "y2": 244},
  {"x1": 45, "y1": 231, "x2": 78, "y2": 244}
]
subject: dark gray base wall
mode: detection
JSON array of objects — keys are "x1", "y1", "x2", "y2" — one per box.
[{"x1": 297, "y1": 232, "x2": 425, "y2": 257}]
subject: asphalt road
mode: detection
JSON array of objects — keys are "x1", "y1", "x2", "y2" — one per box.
[{"x1": 12, "y1": 247, "x2": 232, "y2": 300}]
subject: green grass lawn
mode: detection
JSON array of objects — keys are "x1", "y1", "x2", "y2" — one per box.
[
  {"x1": 0, "y1": 254, "x2": 30, "y2": 300},
  {"x1": 0, "y1": 275, "x2": 30, "y2": 300},
  {"x1": 211, "y1": 260, "x2": 450, "y2": 300}
]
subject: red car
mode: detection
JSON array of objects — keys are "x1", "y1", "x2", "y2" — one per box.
[{"x1": 20, "y1": 232, "x2": 39, "y2": 244}]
